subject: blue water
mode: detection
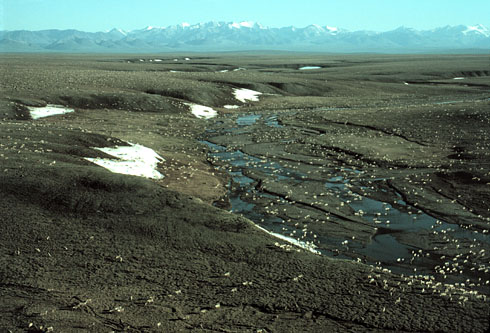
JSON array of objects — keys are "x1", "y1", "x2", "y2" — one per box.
[
  {"x1": 201, "y1": 113, "x2": 490, "y2": 286},
  {"x1": 236, "y1": 114, "x2": 261, "y2": 126},
  {"x1": 236, "y1": 114, "x2": 284, "y2": 128}
]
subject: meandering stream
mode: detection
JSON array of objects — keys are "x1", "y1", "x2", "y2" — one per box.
[{"x1": 201, "y1": 110, "x2": 490, "y2": 291}]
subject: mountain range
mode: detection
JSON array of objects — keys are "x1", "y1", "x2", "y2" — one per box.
[{"x1": 1, "y1": 22, "x2": 489, "y2": 53}]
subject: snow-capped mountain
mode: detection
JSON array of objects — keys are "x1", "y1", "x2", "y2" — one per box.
[
  {"x1": 462, "y1": 24, "x2": 490, "y2": 37},
  {"x1": 1, "y1": 22, "x2": 489, "y2": 53}
]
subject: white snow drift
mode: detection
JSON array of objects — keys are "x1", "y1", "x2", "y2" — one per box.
[
  {"x1": 185, "y1": 103, "x2": 218, "y2": 119},
  {"x1": 85, "y1": 143, "x2": 165, "y2": 179},
  {"x1": 255, "y1": 224, "x2": 320, "y2": 254},
  {"x1": 233, "y1": 88, "x2": 262, "y2": 103},
  {"x1": 299, "y1": 66, "x2": 322, "y2": 70},
  {"x1": 27, "y1": 104, "x2": 74, "y2": 119}
]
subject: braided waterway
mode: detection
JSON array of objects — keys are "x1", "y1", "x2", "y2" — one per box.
[{"x1": 201, "y1": 110, "x2": 490, "y2": 293}]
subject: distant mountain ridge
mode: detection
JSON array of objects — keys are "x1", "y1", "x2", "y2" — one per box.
[{"x1": 1, "y1": 22, "x2": 489, "y2": 53}]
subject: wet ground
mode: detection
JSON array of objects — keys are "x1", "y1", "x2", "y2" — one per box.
[{"x1": 201, "y1": 104, "x2": 490, "y2": 292}]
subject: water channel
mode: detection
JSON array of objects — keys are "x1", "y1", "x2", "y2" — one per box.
[{"x1": 201, "y1": 111, "x2": 490, "y2": 290}]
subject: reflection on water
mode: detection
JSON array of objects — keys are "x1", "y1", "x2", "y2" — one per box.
[
  {"x1": 201, "y1": 137, "x2": 489, "y2": 274},
  {"x1": 236, "y1": 114, "x2": 261, "y2": 126},
  {"x1": 201, "y1": 112, "x2": 490, "y2": 289},
  {"x1": 236, "y1": 114, "x2": 284, "y2": 128}
]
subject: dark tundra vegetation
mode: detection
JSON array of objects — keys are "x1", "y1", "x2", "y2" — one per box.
[{"x1": 0, "y1": 53, "x2": 489, "y2": 332}]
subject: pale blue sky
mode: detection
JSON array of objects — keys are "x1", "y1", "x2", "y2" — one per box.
[{"x1": 2, "y1": 0, "x2": 489, "y2": 32}]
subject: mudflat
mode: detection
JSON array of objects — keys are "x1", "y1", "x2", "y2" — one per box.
[{"x1": 0, "y1": 54, "x2": 489, "y2": 332}]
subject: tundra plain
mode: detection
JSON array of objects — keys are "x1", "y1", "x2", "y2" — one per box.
[{"x1": 1, "y1": 54, "x2": 489, "y2": 332}]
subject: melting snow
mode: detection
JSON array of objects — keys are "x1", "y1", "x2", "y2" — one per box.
[
  {"x1": 254, "y1": 224, "x2": 320, "y2": 254},
  {"x1": 299, "y1": 66, "x2": 322, "y2": 70},
  {"x1": 85, "y1": 143, "x2": 164, "y2": 179},
  {"x1": 224, "y1": 105, "x2": 240, "y2": 109},
  {"x1": 185, "y1": 103, "x2": 218, "y2": 119},
  {"x1": 27, "y1": 104, "x2": 75, "y2": 119},
  {"x1": 233, "y1": 88, "x2": 262, "y2": 103}
]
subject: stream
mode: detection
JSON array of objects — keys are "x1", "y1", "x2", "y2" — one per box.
[{"x1": 201, "y1": 111, "x2": 490, "y2": 290}]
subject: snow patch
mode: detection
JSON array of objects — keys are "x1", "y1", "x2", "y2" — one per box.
[
  {"x1": 85, "y1": 143, "x2": 164, "y2": 179},
  {"x1": 453, "y1": 77, "x2": 465, "y2": 80},
  {"x1": 229, "y1": 21, "x2": 255, "y2": 29},
  {"x1": 299, "y1": 66, "x2": 321, "y2": 70},
  {"x1": 308, "y1": 24, "x2": 324, "y2": 32},
  {"x1": 224, "y1": 105, "x2": 240, "y2": 109},
  {"x1": 239, "y1": 21, "x2": 255, "y2": 28},
  {"x1": 233, "y1": 88, "x2": 262, "y2": 103},
  {"x1": 463, "y1": 24, "x2": 490, "y2": 37},
  {"x1": 254, "y1": 224, "x2": 320, "y2": 254},
  {"x1": 107, "y1": 28, "x2": 127, "y2": 36},
  {"x1": 27, "y1": 104, "x2": 75, "y2": 119},
  {"x1": 146, "y1": 26, "x2": 164, "y2": 31},
  {"x1": 185, "y1": 103, "x2": 218, "y2": 119}
]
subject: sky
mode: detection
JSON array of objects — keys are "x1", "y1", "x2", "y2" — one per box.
[{"x1": 1, "y1": 0, "x2": 489, "y2": 32}]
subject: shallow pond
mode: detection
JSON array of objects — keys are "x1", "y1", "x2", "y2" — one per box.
[{"x1": 201, "y1": 111, "x2": 490, "y2": 289}]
